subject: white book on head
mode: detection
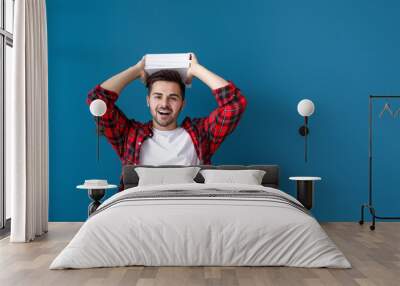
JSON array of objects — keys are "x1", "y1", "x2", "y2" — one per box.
[{"x1": 145, "y1": 53, "x2": 191, "y2": 87}]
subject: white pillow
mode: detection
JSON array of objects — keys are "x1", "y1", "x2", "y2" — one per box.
[
  {"x1": 200, "y1": 169, "x2": 266, "y2": 185},
  {"x1": 135, "y1": 167, "x2": 201, "y2": 186}
]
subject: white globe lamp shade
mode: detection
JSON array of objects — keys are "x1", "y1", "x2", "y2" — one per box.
[
  {"x1": 90, "y1": 99, "x2": 107, "y2": 117},
  {"x1": 297, "y1": 99, "x2": 315, "y2": 117}
]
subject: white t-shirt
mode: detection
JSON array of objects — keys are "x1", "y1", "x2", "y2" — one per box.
[{"x1": 139, "y1": 127, "x2": 200, "y2": 165}]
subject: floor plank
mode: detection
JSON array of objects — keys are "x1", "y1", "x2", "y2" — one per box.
[{"x1": 0, "y1": 222, "x2": 399, "y2": 286}]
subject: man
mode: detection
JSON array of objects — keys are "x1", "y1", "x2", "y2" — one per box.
[{"x1": 87, "y1": 53, "x2": 247, "y2": 191}]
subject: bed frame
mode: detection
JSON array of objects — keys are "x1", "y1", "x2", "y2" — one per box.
[{"x1": 122, "y1": 165, "x2": 279, "y2": 190}]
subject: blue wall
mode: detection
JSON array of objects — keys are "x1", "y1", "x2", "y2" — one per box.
[{"x1": 47, "y1": 0, "x2": 400, "y2": 222}]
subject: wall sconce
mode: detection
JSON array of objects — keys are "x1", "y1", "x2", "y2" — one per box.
[
  {"x1": 297, "y1": 99, "x2": 315, "y2": 162},
  {"x1": 89, "y1": 99, "x2": 107, "y2": 161}
]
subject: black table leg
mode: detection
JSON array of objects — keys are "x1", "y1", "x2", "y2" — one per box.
[
  {"x1": 296, "y1": 181, "x2": 314, "y2": 210},
  {"x1": 88, "y1": 189, "x2": 105, "y2": 216}
]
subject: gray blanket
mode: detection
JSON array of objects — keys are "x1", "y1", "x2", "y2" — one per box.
[{"x1": 91, "y1": 189, "x2": 309, "y2": 217}]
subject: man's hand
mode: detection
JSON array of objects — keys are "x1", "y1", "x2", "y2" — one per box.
[
  {"x1": 185, "y1": 52, "x2": 229, "y2": 90},
  {"x1": 135, "y1": 56, "x2": 147, "y2": 84},
  {"x1": 185, "y1": 53, "x2": 199, "y2": 85}
]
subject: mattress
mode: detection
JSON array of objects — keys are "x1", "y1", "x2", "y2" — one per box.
[{"x1": 50, "y1": 183, "x2": 351, "y2": 269}]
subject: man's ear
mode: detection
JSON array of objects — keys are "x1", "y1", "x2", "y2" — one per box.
[
  {"x1": 180, "y1": 100, "x2": 186, "y2": 112},
  {"x1": 146, "y1": 95, "x2": 150, "y2": 107}
]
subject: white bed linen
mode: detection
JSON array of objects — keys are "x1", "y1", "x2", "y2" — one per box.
[{"x1": 50, "y1": 183, "x2": 351, "y2": 269}]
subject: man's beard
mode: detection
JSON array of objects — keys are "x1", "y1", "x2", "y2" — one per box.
[{"x1": 154, "y1": 116, "x2": 176, "y2": 127}]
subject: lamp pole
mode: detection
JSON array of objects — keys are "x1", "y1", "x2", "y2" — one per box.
[
  {"x1": 297, "y1": 99, "x2": 314, "y2": 163},
  {"x1": 97, "y1": 117, "x2": 100, "y2": 161},
  {"x1": 89, "y1": 99, "x2": 107, "y2": 162}
]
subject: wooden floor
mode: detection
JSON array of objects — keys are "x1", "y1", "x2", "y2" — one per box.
[{"x1": 0, "y1": 222, "x2": 399, "y2": 286}]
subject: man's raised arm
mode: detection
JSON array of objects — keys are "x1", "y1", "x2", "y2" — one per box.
[
  {"x1": 100, "y1": 57, "x2": 146, "y2": 94},
  {"x1": 186, "y1": 53, "x2": 247, "y2": 156},
  {"x1": 86, "y1": 58, "x2": 145, "y2": 159}
]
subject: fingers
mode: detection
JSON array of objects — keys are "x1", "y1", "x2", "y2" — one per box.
[
  {"x1": 186, "y1": 53, "x2": 196, "y2": 84},
  {"x1": 188, "y1": 53, "x2": 192, "y2": 67},
  {"x1": 188, "y1": 52, "x2": 198, "y2": 65},
  {"x1": 140, "y1": 71, "x2": 148, "y2": 85},
  {"x1": 185, "y1": 72, "x2": 193, "y2": 85},
  {"x1": 137, "y1": 56, "x2": 146, "y2": 69}
]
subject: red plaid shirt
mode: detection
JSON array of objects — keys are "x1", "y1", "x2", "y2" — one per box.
[{"x1": 87, "y1": 81, "x2": 247, "y2": 191}]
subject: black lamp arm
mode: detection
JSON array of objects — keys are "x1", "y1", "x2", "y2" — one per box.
[{"x1": 299, "y1": 116, "x2": 309, "y2": 136}]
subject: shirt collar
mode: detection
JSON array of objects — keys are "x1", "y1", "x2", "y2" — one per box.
[{"x1": 142, "y1": 120, "x2": 153, "y2": 137}]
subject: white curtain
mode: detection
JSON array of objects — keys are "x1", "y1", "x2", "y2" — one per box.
[{"x1": 7, "y1": 0, "x2": 49, "y2": 242}]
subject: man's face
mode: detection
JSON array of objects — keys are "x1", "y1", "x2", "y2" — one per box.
[{"x1": 147, "y1": 81, "x2": 185, "y2": 130}]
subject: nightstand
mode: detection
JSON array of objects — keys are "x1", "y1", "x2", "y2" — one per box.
[
  {"x1": 289, "y1": 177, "x2": 322, "y2": 210},
  {"x1": 77, "y1": 180, "x2": 117, "y2": 216}
]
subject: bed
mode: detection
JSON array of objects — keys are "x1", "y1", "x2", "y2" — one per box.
[{"x1": 50, "y1": 165, "x2": 351, "y2": 269}]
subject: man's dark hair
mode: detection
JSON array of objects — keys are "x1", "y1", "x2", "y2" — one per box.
[{"x1": 146, "y1": 70, "x2": 186, "y2": 100}]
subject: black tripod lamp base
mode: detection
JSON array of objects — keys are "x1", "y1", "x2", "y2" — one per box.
[{"x1": 88, "y1": 189, "x2": 105, "y2": 216}]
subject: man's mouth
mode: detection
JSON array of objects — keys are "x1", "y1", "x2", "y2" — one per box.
[{"x1": 157, "y1": 110, "x2": 172, "y2": 116}]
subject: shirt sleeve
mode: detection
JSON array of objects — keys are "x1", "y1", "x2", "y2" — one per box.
[
  {"x1": 198, "y1": 81, "x2": 248, "y2": 156},
  {"x1": 86, "y1": 85, "x2": 136, "y2": 159}
]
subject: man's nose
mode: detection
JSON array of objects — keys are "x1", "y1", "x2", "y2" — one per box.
[{"x1": 160, "y1": 97, "x2": 169, "y2": 107}]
